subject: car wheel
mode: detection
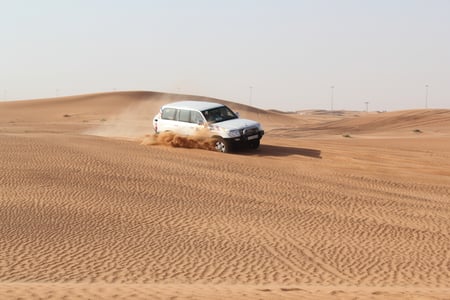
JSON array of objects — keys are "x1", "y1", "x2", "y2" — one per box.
[
  {"x1": 249, "y1": 139, "x2": 260, "y2": 149},
  {"x1": 215, "y1": 137, "x2": 230, "y2": 153}
]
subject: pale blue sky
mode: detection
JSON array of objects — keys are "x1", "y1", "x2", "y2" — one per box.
[{"x1": 1, "y1": 0, "x2": 449, "y2": 111}]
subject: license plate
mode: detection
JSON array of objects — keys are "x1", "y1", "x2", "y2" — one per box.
[{"x1": 248, "y1": 134, "x2": 258, "y2": 140}]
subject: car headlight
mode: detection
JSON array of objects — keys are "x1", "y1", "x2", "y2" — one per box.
[{"x1": 228, "y1": 129, "x2": 241, "y2": 137}]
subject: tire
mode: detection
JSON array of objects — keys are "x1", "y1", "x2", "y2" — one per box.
[
  {"x1": 248, "y1": 139, "x2": 260, "y2": 149},
  {"x1": 215, "y1": 137, "x2": 231, "y2": 153}
]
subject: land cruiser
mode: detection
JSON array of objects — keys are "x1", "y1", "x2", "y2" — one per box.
[{"x1": 153, "y1": 101, "x2": 264, "y2": 153}]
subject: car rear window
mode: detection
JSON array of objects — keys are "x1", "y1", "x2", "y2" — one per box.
[{"x1": 161, "y1": 108, "x2": 177, "y2": 120}]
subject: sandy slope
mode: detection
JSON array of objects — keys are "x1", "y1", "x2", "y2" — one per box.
[{"x1": 0, "y1": 92, "x2": 449, "y2": 299}]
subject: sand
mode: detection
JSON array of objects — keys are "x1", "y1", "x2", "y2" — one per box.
[{"x1": 0, "y1": 92, "x2": 449, "y2": 299}]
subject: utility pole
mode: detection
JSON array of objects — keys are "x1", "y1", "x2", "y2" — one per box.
[
  {"x1": 249, "y1": 86, "x2": 253, "y2": 106},
  {"x1": 364, "y1": 101, "x2": 369, "y2": 112},
  {"x1": 330, "y1": 85, "x2": 334, "y2": 111},
  {"x1": 425, "y1": 84, "x2": 429, "y2": 109}
]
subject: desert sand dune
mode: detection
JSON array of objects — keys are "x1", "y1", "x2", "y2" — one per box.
[
  {"x1": 0, "y1": 91, "x2": 297, "y2": 140},
  {"x1": 0, "y1": 91, "x2": 296, "y2": 132},
  {"x1": 0, "y1": 92, "x2": 449, "y2": 299},
  {"x1": 317, "y1": 109, "x2": 450, "y2": 133},
  {"x1": 271, "y1": 109, "x2": 450, "y2": 138}
]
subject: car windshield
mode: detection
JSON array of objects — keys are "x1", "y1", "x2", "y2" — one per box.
[{"x1": 202, "y1": 106, "x2": 238, "y2": 123}]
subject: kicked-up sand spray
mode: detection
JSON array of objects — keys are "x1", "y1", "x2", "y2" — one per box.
[{"x1": 141, "y1": 131, "x2": 218, "y2": 151}]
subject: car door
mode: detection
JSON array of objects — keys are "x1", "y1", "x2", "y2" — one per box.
[
  {"x1": 159, "y1": 107, "x2": 179, "y2": 132},
  {"x1": 189, "y1": 110, "x2": 206, "y2": 133},
  {"x1": 177, "y1": 109, "x2": 203, "y2": 135}
]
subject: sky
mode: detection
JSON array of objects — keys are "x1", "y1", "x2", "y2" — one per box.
[{"x1": 1, "y1": 0, "x2": 449, "y2": 111}]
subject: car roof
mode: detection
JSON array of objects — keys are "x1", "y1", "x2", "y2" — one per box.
[{"x1": 162, "y1": 101, "x2": 225, "y2": 111}]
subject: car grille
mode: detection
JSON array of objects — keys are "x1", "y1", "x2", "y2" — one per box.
[{"x1": 243, "y1": 127, "x2": 258, "y2": 136}]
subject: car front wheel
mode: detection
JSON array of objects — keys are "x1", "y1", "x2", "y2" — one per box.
[
  {"x1": 248, "y1": 139, "x2": 260, "y2": 149},
  {"x1": 215, "y1": 137, "x2": 231, "y2": 153}
]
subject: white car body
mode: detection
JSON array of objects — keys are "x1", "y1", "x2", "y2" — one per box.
[{"x1": 153, "y1": 101, "x2": 264, "y2": 152}]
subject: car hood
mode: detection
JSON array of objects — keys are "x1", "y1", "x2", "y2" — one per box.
[{"x1": 213, "y1": 118, "x2": 262, "y2": 130}]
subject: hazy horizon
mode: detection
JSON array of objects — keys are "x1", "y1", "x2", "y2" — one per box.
[{"x1": 1, "y1": 0, "x2": 449, "y2": 111}]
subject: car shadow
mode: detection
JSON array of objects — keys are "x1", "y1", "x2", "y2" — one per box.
[{"x1": 234, "y1": 144, "x2": 322, "y2": 158}]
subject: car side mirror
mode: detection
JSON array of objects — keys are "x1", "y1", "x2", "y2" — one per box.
[{"x1": 235, "y1": 112, "x2": 240, "y2": 118}]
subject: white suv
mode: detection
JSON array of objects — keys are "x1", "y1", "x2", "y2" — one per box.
[{"x1": 153, "y1": 101, "x2": 264, "y2": 153}]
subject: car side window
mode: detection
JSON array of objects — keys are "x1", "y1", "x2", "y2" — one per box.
[
  {"x1": 161, "y1": 108, "x2": 177, "y2": 120},
  {"x1": 190, "y1": 111, "x2": 204, "y2": 124},
  {"x1": 178, "y1": 109, "x2": 191, "y2": 123}
]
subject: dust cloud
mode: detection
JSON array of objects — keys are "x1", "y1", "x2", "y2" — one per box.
[
  {"x1": 84, "y1": 101, "x2": 153, "y2": 138},
  {"x1": 82, "y1": 96, "x2": 220, "y2": 151}
]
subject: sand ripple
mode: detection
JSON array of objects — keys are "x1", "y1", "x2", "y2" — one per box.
[{"x1": 1, "y1": 133, "x2": 449, "y2": 292}]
